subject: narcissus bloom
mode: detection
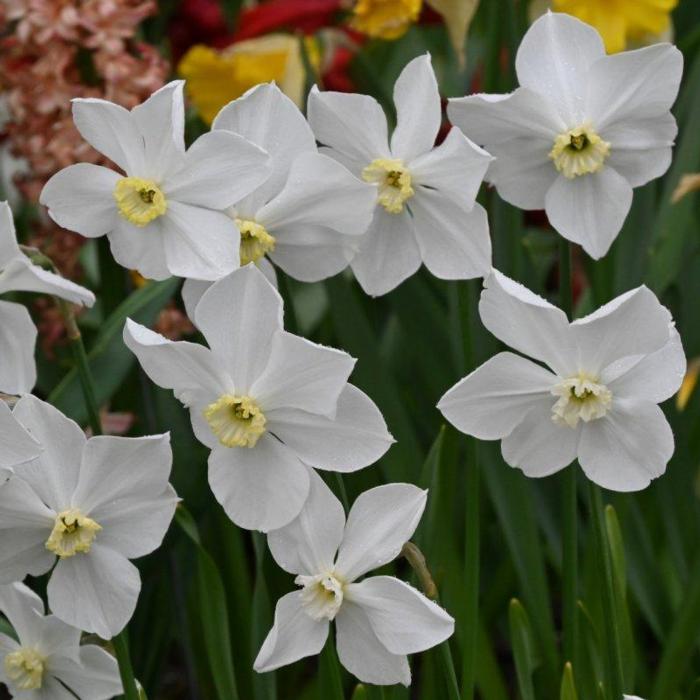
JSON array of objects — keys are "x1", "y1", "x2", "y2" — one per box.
[
  {"x1": 255, "y1": 472, "x2": 454, "y2": 685},
  {"x1": 40, "y1": 81, "x2": 271, "y2": 281},
  {"x1": 0, "y1": 582, "x2": 122, "y2": 698},
  {"x1": 182, "y1": 82, "x2": 376, "y2": 313},
  {"x1": 0, "y1": 202, "x2": 95, "y2": 394},
  {"x1": 448, "y1": 12, "x2": 683, "y2": 259},
  {"x1": 125, "y1": 265, "x2": 393, "y2": 532},
  {"x1": 308, "y1": 53, "x2": 492, "y2": 296},
  {"x1": 438, "y1": 271, "x2": 685, "y2": 491},
  {"x1": 0, "y1": 396, "x2": 178, "y2": 639}
]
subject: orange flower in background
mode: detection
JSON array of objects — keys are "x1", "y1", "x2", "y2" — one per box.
[
  {"x1": 350, "y1": 0, "x2": 422, "y2": 40},
  {"x1": 552, "y1": 0, "x2": 677, "y2": 53}
]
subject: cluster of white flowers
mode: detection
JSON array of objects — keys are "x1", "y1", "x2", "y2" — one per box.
[{"x1": 0, "y1": 9, "x2": 683, "y2": 696}]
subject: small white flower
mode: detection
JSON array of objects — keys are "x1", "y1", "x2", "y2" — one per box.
[
  {"x1": 40, "y1": 81, "x2": 271, "y2": 282},
  {"x1": 308, "y1": 53, "x2": 492, "y2": 296},
  {"x1": 0, "y1": 581, "x2": 122, "y2": 698},
  {"x1": 448, "y1": 12, "x2": 683, "y2": 259},
  {"x1": 255, "y1": 472, "x2": 454, "y2": 685},
  {"x1": 0, "y1": 396, "x2": 178, "y2": 639},
  {"x1": 0, "y1": 202, "x2": 95, "y2": 394},
  {"x1": 438, "y1": 270, "x2": 685, "y2": 491},
  {"x1": 124, "y1": 264, "x2": 394, "y2": 532}
]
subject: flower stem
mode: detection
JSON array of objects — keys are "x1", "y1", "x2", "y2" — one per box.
[
  {"x1": 112, "y1": 630, "x2": 142, "y2": 700},
  {"x1": 319, "y1": 641, "x2": 345, "y2": 700}
]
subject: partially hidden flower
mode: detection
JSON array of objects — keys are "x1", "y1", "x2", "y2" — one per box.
[
  {"x1": 308, "y1": 53, "x2": 492, "y2": 296},
  {"x1": 124, "y1": 264, "x2": 394, "y2": 532},
  {"x1": 438, "y1": 270, "x2": 685, "y2": 491},
  {"x1": 255, "y1": 471, "x2": 454, "y2": 685},
  {"x1": 448, "y1": 12, "x2": 683, "y2": 260},
  {"x1": 349, "y1": 0, "x2": 422, "y2": 40},
  {"x1": 0, "y1": 396, "x2": 178, "y2": 639},
  {"x1": 0, "y1": 201, "x2": 95, "y2": 394},
  {"x1": 0, "y1": 581, "x2": 122, "y2": 698},
  {"x1": 40, "y1": 81, "x2": 271, "y2": 281},
  {"x1": 181, "y1": 82, "x2": 376, "y2": 312}
]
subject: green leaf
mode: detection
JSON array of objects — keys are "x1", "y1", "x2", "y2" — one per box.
[
  {"x1": 509, "y1": 599, "x2": 538, "y2": 700},
  {"x1": 560, "y1": 662, "x2": 579, "y2": 700}
]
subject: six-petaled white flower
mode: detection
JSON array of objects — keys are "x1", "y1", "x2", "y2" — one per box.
[
  {"x1": 438, "y1": 270, "x2": 685, "y2": 491},
  {"x1": 0, "y1": 396, "x2": 178, "y2": 639},
  {"x1": 40, "y1": 81, "x2": 271, "y2": 282},
  {"x1": 0, "y1": 582, "x2": 122, "y2": 699},
  {"x1": 124, "y1": 264, "x2": 393, "y2": 532},
  {"x1": 255, "y1": 471, "x2": 454, "y2": 685},
  {"x1": 448, "y1": 12, "x2": 683, "y2": 259},
  {"x1": 308, "y1": 53, "x2": 493, "y2": 296}
]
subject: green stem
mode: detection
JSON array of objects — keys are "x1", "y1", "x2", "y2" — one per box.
[
  {"x1": 587, "y1": 483, "x2": 624, "y2": 700},
  {"x1": 319, "y1": 641, "x2": 345, "y2": 700},
  {"x1": 112, "y1": 629, "x2": 141, "y2": 700},
  {"x1": 334, "y1": 473, "x2": 350, "y2": 512},
  {"x1": 440, "y1": 640, "x2": 462, "y2": 700}
]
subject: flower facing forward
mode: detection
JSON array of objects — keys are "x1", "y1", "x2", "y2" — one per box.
[
  {"x1": 308, "y1": 53, "x2": 492, "y2": 296},
  {"x1": 448, "y1": 12, "x2": 683, "y2": 259},
  {"x1": 181, "y1": 82, "x2": 376, "y2": 315},
  {"x1": 124, "y1": 264, "x2": 393, "y2": 532},
  {"x1": 0, "y1": 202, "x2": 95, "y2": 394},
  {"x1": 0, "y1": 582, "x2": 122, "y2": 698},
  {"x1": 438, "y1": 271, "x2": 685, "y2": 491},
  {"x1": 40, "y1": 81, "x2": 271, "y2": 281},
  {"x1": 255, "y1": 472, "x2": 454, "y2": 685},
  {"x1": 0, "y1": 396, "x2": 178, "y2": 639}
]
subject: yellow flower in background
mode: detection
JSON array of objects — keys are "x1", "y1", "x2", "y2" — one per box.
[
  {"x1": 552, "y1": 0, "x2": 677, "y2": 53},
  {"x1": 178, "y1": 34, "x2": 318, "y2": 125},
  {"x1": 677, "y1": 358, "x2": 700, "y2": 412},
  {"x1": 350, "y1": 0, "x2": 422, "y2": 40}
]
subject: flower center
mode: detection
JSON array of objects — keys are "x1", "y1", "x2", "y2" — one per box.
[
  {"x1": 549, "y1": 125, "x2": 610, "y2": 179},
  {"x1": 551, "y1": 374, "x2": 612, "y2": 428},
  {"x1": 113, "y1": 177, "x2": 167, "y2": 226},
  {"x1": 4, "y1": 648, "x2": 45, "y2": 690},
  {"x1": 45, "y1": 508, "x2": 102, "y2": 558},
  {"x1": 236, "y1": 218, "x2": 276, "y2": 265},
  {"x1": 203, "y1": 394, "x2": 266, "y2": 448},
  {"x1": 296, "y1": 572, "x2": 345, "y2": 621},
  {"x1": 362, "y1": 158, "x2": 414, "y2": 214}
]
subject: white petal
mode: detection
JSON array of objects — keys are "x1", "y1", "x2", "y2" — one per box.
[
  {"x1": 181, "y1": 277, "x2": 212, "y2": 321},
  {"x1": 501, "y1": 399, "x2": 580, "y2": 478},
  {"x1": 479, "y1": 270, "x2": 575, "y2": 376},
  {"x1": 266, "y1": 384, "x2": 394, "y2": 473},
  {"x1": 545, "y1": 167, "x2": 633, "y2": 260},
  {"x1": 50, "y1": 645, "x2": 123, "y2": 700},
  {"x1": 390, "y1": 54, "x2": 441, "y2": 162},
  {"x1": 350, "y1": 208, "x2": 421, "y2": 297},
  {"x1": 254, "y1": 591, "x2": 328, "y2": 673},
  {"x1": 12, "y1": 395, "x2": 86, "y2": 513},
  {"x1": 267, "y1": 469, "x2": 345, "y2": 576},
  {"x1": 213, "y1": 83, "x2": 317, "y2": 205},
  {"x1": 35, "y1": 675, "x2": 78, "y2": 699},
  {"x1": 257, "y1": 152, "x2": 375, "y2": 237},
  {"x1": 307, "y1": 86, "x2": 390, "y2": 174},
  {"x1": 335, "y1": 602, "x2": 410, "y2": 686},
  {"x1": 0, "y1": 300, "x2": 36, "y2": 393},
  {"x1": 578, "y1": 400, "x2": 673, "y2": 492},
  {"x1": 35, "y1": 615, "x2": 81, "y2": 661},
  {"x1": 515, "y1": 12, "x2": 605, "y2": 124},
  {"x1": 335, "y1": 484, "x2": 426, "y2": 582},
  {"x1": 347, "y1": 576, "x2": 454, "y2": 654},
  {"x1": 438, "y1": 352, "x2": 556, "y2": 440},
  {"x1": 587, "y1": 44, "x2": 683, "y2": 130},
  {"x1": 411, "y1": 194, "x2": 491, "y2": 280},
  {"x1": 257, "y1": 256, "x2": 278, "y2": 286},
  {"x1": 164, "y1": 130, "x2": 270, "y2": 209},
  {"x1": 571, "y1": 286, "x2": 672, "y2": 375},
  {"x1": 409, "y1": 128, "x2": 492, "y2": 207},
  {"x1": 193, "y1": 265, "x2": 283, "y2": 392},
  {"x1": 39, "y1": 164, "x2": 120, "y2": 238},
  {"x1": 0, "y1": 582, "x2": 45, "y2": 645},
  {"x1": 0, "y1": 202, "x2": 23, "y2": 267},
  {"x1": 71, "y1": 98, "x2": 144, "y2": 174},
  {"x1": 207, "y1": 436, "x2": 310, "y2": 532},
  {"x1": 106, "y1": 218, "x2": 171, "y2": 281},
  {"x1": 48, "y1": 544, "x2": 141, "y2": 639},
  {"x1": 0, "y1": 400, "x2": 42, "y2": 470}
]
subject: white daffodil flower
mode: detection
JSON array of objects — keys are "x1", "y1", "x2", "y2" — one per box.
[
  {"x1": 181, "y1": 83, "x2": 376, "y2": 313},
  {"x1": 40, "y1": 81, "x2": 271, "y2": 282},
  {"x1": 255, "y1": 472, "x2": 454, "y2": 685},
  {"x1": 0, "y1": 582, "x2": 122, "y2": 699},
  {"x1": 124, "y1": 264, "x2": 394, "y2": 532},
  {"x1": 448, "y1": 12, "x2": 683, "y2": 259},
  {"x1": 0, "y1": 202, "x2": 95, "y2": 394},
  {"x1": 0, "y1": 396, "x2": 178, "y2": 639},
  {"x1": 438, "y1": 270, "x2": 685, "y2": 491},
  {"x1": 307, "y1": 53, "x2": 492, "y2": 297}
]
